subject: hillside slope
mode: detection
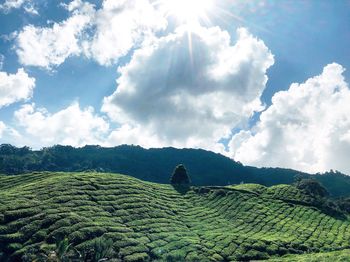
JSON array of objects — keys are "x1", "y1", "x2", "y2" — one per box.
[
  {"x1": 1, "y1": 144, "x2": 350, "y2": 197},
  {"x1": 269, "y1": 249, "x2": 350, "y2": 262},
  {"x1": 1, "y1": 172, "x2": 350, "y2": 261}
]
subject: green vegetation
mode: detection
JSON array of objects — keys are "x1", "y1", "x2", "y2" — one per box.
[
  {"x1": 170, "y1": 164, "x2": 190, "y2": 185},
  {"x1": 270, "y1": 249, "x2": 350, "y2": 261},
  {"x1": 1, "y1": 144, "x2": 350, "y2": 197},
  {"x1": 1, "y1": 172, "x2": 350, "y2": 261},
  {"x1": 294, "y1": 178, "x2": 329, "y2": 198}
]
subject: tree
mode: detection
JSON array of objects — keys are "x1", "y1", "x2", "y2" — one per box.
[
  {"x1": 170, "y1": 164, "x2": 191, "y2": 185},
  {"x1": 335, "y1": 198, "x2": 350, "y2": 214},
  {"x1": 295, "y1": 179, "x2": 329, "y2": 198}
]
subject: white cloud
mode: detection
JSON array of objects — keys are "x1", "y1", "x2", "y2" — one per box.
[
  {"x1": 14, "y1": 103, "x2": 110, "y2": 147},
  {"x1": 0, "y1": 0, "x2": 38, "y2": 14},
  {"x1": 0, "y1": 68, "x2": 35, "y2": 108},
  {"x1": 106, "y1": 124, "x2": 162, "y2": 149},
  {"x1": 15, "y1": 0, "x2": 166, "y2": 68},
  {"x1": 0, "y1": 54, "x2": 4, "y2": 70},
  {"x1": 23, "y1": 3, "x2": 38, "y2": 15},
  {"x1": 0, "y1": 121, "x2": 22, "y2": 144},
  {"x1": 102, "y1": 26, "x2": 274, "y2": 150},
  {"x1": 0, "y1": 121, "x2": 6, "y2": 138},
  {"x1": 15, "y1": 0, "x2": 95, "y2": 69},
  {"x1": 85, "y1": 0, "x2": 167, "y2": 65},
  {"x1": 229, "y1": 63, "x2": 350, "y2": 174},
  {"x1": 0, "y1": 0, "x2": 26, "y2": 11}
]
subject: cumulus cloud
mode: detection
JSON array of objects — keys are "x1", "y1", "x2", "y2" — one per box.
[
  {"x1": 106, "y1": 124, "x2": 162, "y2": 149},
  {"x1": 229, "y1": 63, "x2": 350, "y2": 174},
  {"x1": 0, "y1": 0, "x2": 26, "y2": 11},
  {"x1": 14, "y1": 103, "x2": 110, "y2": 147},
  {"x1": 102, "y1": 26, "x2": 274, "y2": 150},
  {"x1": 0, "y1": 121, "x2": 6, "y2": 137},
  {"x1": 0, "y1": 68, "x2": 35, "y2": 108},
  {"x1": 0, "y1": 0, "x2": 38, "y2": 14},
  {"x1": 85, "y1": 0, "x2": 166, "y2": 65},
  {"x1": 15, "y1": 0, "x2": 166, "y2": 68},
  {"x1": 0, "y1": 121, "x2": 21, "y2": 143},
  {"x1": 15, "y1": 0, "x2": 94, "y2": 68}
]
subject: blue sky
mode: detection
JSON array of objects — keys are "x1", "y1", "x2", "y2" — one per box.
[{"x1": 0, "y1": 0, "x2": 350, "y2": 175}]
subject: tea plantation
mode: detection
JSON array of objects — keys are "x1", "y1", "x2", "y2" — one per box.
[
  {"x1": 269, "y1": 249, "x2": 350, "y2": 261},
  {"x1": 1, "y1": 172, "x2": 350, "y2": 261}
]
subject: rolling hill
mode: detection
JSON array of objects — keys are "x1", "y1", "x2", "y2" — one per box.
[
  {"x1": 1, "y1": 144, "x2": 350, "y2": 197},
  {"x1": 1, "y1": 172, "x2": 350, "y2": 261}
]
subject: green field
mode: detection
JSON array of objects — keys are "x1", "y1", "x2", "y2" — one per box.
[
  {"x1": 269, "y1": 249, "x2": 350, "y2": 261},
  {"x1": 1, "y1": 172, "x2": 350, "y2": 261}
]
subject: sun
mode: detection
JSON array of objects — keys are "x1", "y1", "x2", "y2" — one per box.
[{"x1": 156, "y1": 0, "x2": 214, "y2": 25}]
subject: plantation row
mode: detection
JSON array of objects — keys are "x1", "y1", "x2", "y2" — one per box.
[
  {"x1": 269, "y1": 249, "x2": 350, "y2": 261},
  {"x1": 0, "y1": 172, "x2": 350, "y2": 261}
]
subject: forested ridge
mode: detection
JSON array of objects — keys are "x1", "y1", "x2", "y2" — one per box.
[{"x1": 0, "y1": 144, "x2": 349, "y2": 197}]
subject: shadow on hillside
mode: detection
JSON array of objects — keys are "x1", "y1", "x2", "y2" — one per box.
[{"x1": 172, "y1": 184, "x2": 191, "y2": 195}]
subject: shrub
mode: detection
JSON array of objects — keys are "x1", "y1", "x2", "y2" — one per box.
[
  {"x1": 266, "y1": 243, "x2": 279, "y2": 255},
  {"x1": 81, "y1": 237, "x2": 115, "y2": 262},
  {"x1": 55, "y1": 237, "x2": 72, "y2": 261},
  {"x1": 210, "y1": 253, "x2": 223, "y2": 261},
  {"x1": 214, "y1": 189, "x2": 227, "y2": 197},
  {"x1": 7, "y1": 243, "x2": 23, "y2": 252},
  {"x1": 32, "y1": 230, "x2": 47, "y2": 242},
  {"x1": 336, "y1": 198, "x2": 350, "y2": 213},
  {"x1": 124, "y1": 252, "x2": 149, "y2": 262},
  {"x1": 185, "y1": 252, "x2": 202, "y2": 262},
  {"x1": 164, "y1": 250, "x2": 187, "y2": 262}
]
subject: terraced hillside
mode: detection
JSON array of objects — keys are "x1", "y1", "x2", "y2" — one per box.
[
  {"x1": 269, "y1": 249, "x2": 350, "y2": 262},
  {"x1": 1, "y1": 172, "x2": 350, "y2": 261}
]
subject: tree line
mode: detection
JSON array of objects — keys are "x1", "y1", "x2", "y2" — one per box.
[{"x1": 0, "y1": 144, "x2": 349, "y2": 197}]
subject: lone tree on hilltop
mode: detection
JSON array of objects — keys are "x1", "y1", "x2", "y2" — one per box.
[
  {"x1": 170, "y1": 164, "x2": 191, "y2": 185},
  {"x1": 295, "y1": 178, "x2": 329, "y2": 198}
]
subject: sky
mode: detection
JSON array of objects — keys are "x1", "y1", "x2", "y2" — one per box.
[{"x1": 0, "y1": 0, "x2": 350, "y2": 175}]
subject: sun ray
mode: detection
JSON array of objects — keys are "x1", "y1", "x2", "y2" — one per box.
[
  {"x1": 187, "y1": 29, "x2": 194, "y2": 66},
  {"x1": 152, "y1": 0, "x2": 271, "y2": 70},
  {"x1": 154, "y1": 0, "x2": 214, "y2": 27}
]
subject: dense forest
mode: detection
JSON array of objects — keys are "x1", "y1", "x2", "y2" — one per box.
[{"x1": 0, "y1": 144, "x2": 349, "y2": 197}]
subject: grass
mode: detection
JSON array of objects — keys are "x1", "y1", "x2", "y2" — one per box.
[{"x1": 0, "y1": 172, "x2": 350, "y2": 261}]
